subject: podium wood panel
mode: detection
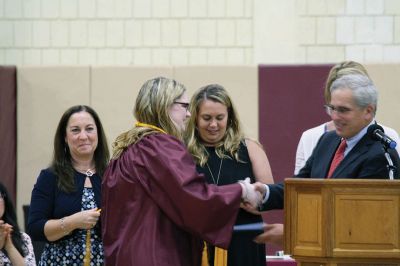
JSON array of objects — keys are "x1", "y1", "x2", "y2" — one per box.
[
  {"x1": 293, "y1": 191, "x2": 323, "y2": 257},
  {"x1": 284, "y1": 179, "x2": 400, "y2": 265}
]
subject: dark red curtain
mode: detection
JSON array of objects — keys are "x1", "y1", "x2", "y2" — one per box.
[
  {"x1": 258, "y1": 64, "x2": 333, "y2": 254},
  {"x1": 0, "y1": 66, "x2": 17, "y2": 205}
]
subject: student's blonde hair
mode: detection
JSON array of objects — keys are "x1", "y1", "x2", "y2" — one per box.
[{"x1": 112, "y1": 77, "x2": 186, "y2": 159}]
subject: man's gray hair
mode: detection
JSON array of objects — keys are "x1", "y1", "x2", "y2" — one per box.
[{"x1": 330, "y1": 73, "x2": 378, "y2": 114}]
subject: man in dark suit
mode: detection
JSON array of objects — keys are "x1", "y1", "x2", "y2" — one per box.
[
  {"x1": 252, "y1": 73, "x2": 400, "y2": 245},
  {"x1": 260, "y1": 73, "x2": 400, "y2": 210}
]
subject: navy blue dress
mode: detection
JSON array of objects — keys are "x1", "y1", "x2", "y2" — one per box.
[
  {"x1": 39, "y1": 187, "x2": 103, "y2": 265},
  {"x1": 28, "y1": 169, "x2": 104, "y2": 265}
]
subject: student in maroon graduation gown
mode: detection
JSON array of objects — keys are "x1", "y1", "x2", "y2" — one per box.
[
  {"x1": 101, "y1": 76, "x2": 263, "y2": 266},
  {"x1": 185, "y1": 84, "x2": 274, "y2": 266}
]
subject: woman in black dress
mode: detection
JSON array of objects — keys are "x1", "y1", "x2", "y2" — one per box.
[{"x1": 185, "y1": 84, "x2": 274, "y2": 266}]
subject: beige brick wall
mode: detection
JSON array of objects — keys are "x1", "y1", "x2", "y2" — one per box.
[
  {"x1": 16, "y1": 65, "x2": 258, "y2": 227},
  {"x1": 15, "y1": 64, "x2": 400, "y2": 228},
  {"x1": 2, "y1": 0, "x2": 400, "y2": 65}
]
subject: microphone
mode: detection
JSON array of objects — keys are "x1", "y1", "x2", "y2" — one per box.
[{"x1": 367, "y1": 124, "x2": 397, "y2": 149}]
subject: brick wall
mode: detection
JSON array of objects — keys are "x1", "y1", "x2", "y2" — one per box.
[{"x1": 1, "y1": 0, "x2": 400, "y2": 65}]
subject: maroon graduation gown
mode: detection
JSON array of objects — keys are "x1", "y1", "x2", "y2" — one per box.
[{"x1": 101, "y1": 133, "x2": 242, "y2": 266}]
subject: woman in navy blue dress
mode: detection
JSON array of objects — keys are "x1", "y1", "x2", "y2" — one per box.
[{"x1": 28, "y1": 105, "x2": 109, "y2": 265}]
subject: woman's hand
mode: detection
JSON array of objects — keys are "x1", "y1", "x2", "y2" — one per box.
[
  {"x1": 3, "y1": 223, "x2": 26, "y2": 266},
  {"x1": 44, "y1": 208, "x2": 101, "y2": 242},
  {"x1": 0, "y1": 220, "x2": 7, "y2": 249},
  {"x1": 0, "y1": 221, "x2": 13, "y2": 249},
  {"x1": 4, "y1": 224, "x2": 15, "y2": 251},
  {"x1": 70, "y1": 208, "x2": 101, "y2": 230}
]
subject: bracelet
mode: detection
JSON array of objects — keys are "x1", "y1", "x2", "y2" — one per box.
[{"x1": 60, "y1": 217, "x2": 69, "y2": 235}]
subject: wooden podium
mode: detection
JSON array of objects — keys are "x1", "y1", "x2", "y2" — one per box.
[{"x1": 284, "y1": 178, "x2": 400, "y2": 265}]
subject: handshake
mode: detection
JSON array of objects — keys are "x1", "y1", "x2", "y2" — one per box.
[{"x1": 238, "y1": 178, "x2": 267, "y2": 210}]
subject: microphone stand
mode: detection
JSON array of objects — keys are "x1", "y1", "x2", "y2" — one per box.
[{"x1": 383, "y1": 147, "x2": 395, "y2": 180}]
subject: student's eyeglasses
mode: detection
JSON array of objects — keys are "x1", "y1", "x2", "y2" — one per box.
[
  {"x1": 174, "y1": 101, "x2": 190, "y2": 112},
  {"x1": 0, "y1": 192, "x2": 6, "y2": 200}
]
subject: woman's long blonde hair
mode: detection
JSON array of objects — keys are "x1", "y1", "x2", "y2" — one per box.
[
  {"x1": 185, "y1": 84, "x2": 244, "y2": 166},
  {"x1": 112, "y1": 77, "x2": 186, "y2": 159}
]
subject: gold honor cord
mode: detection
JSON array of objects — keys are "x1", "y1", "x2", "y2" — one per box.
[
  {"x1": 201, "y1": 243, "x2": 227, "y2": 266},
  {"x1": 83, "y1": 203, "x2": 101, "y2": 266},
  {"x1": 135, "y1": 122, "x2": 167, "y2": 134},
  {"x1": 83, "y1": 230, "x2": 91, "y2": 266},
  {"x1": 83, "y1": 171, "x2": 95, "y2": 266},
  {"x1": 214, "y1": 247, "x2": 228, "y2": 266}
]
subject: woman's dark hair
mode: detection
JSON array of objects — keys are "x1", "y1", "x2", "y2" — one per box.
[
  {"x1": 51, "y1": 105, "x2": 110, "y2": 192},
  {"x1": 0, "y1": 182, "x2": 27, "y2": 257}
]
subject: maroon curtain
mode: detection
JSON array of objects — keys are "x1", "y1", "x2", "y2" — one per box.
[
  {"x1": 258, "y1": 64, "x2": 333, "y2": 254},
  {"x1": 0, "y1": 66, "x2": 17, "y2": 205}
]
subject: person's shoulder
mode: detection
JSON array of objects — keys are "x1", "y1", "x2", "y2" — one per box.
[
  {"x1": 134, "y1": 133, "x2": 193, "y2": 163},
  {"x1": 138, "y1": 133, "x2": 186, "y2": 151},
  {"x1": 243, "y1": 138, "x2": 263, "y2": 151},
  {"x1": 21, "y1": 231, "x2": 32, "y2": 241},
  {"x1": 298, "y1": 123, "x2": 329, "y2": 147},
  {"x1": 315, "y1": 130, "x2": 339, "y2": 146},
  {"x1": 145, "y1": 133, "x2": 182, "y2": 143},
  {"x1": 380, "y1": 124, "x2": 400, "y2": 140},
  {"x1": 301, "y1": 123, "x2": 326, "y2": 137},
  {"x1": 300, "y1": 123, "x2": 325, "y2": 143},
  {"x1": 38, "y1": 167, "x2": 57, "y2": 179},
  {"x1": 322, "y1": 130, "x2": 338, "y2": 139},
  {"x1": 35, "y1": 167, "x2": 58, "y2": 185},
  {"x1": 243, "y1": 137, "x2": 257, "y2": 146}
]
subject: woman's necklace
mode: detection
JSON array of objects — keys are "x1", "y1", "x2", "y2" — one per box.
[
  {"x1": 206, "y1": 158, "x2": 223, "y2": 185},
  {"x1": 74, "y1": 166, "x2": 95, "y2": 175},
  {"x1": 85, "y1": 169, "x2": 94, "y2": 177}
]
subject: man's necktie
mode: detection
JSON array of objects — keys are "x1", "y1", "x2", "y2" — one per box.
[{"x1": 327, "y1": 139, "x2": 347, "y2": 178}]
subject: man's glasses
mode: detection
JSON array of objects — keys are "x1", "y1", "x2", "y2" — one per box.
[
  {"x1": 174, "y1": 101, "x2": 190, "y2": 112},
  {"x1": 0, "y1": 192, "x2": 6, "y2": 200},
  {"x1": 324, "y1": 104, "x2": 353, "y2": 116}
]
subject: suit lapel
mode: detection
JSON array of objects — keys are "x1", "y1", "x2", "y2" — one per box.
[
  {"x1": 332, "y1": 134, "x2": 372, "y2": 178},
  {"x1": 322, "y1": 135, "x2": 342, "y2": 177}
]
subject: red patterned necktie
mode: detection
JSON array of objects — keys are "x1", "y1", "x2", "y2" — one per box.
[{"x1": 327, "y1": 139, "x2": 347, "y2": 178}]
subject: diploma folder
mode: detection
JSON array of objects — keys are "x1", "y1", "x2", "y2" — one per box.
[{"x1": 233, "y1": 222, "x2": 264, "y2": 232}]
